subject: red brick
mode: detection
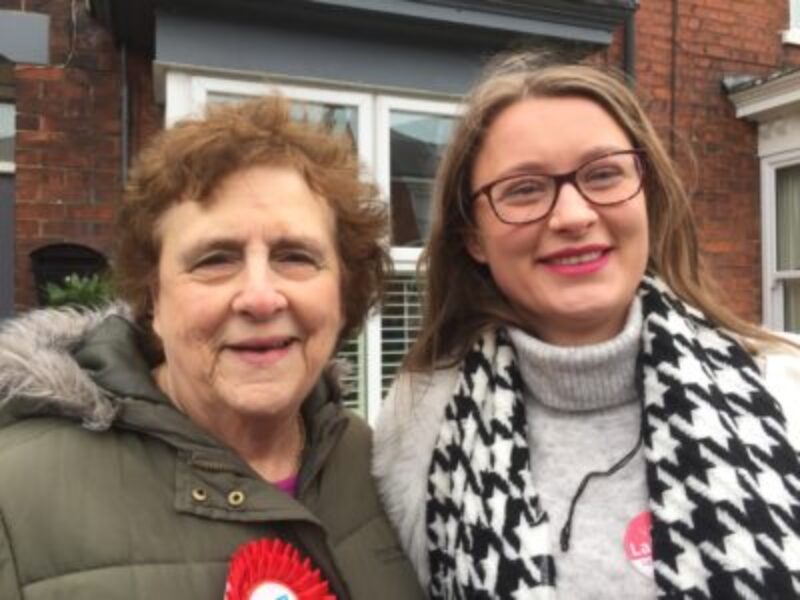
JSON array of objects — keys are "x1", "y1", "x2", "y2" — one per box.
[
  {"x1": 14, "y1": 169, "x2": 44, "y2": 202},
  {"x1": 67, "y1": 204, "x2": 115, "y2": 221},
  {"x1": 63, "y1": 98, "x2": 91, "y2": 119},
  {"x1": 64, "y1": 68, "x2": 91, "y2": 85},
  {"x1": 41, "y1": 220, "x2": 91, "y2": 237},
  {"x1": 14, "y1": 149, "x2": 43, "y2": 166},
  {"x1": 16, "y1": 220, "x2": 40, "y2": 237},
  {"x1": 92, "y1": 155, "x2": 120, "y2": 171},
  {"x1": 14, "y1": 66, "x2": 65, "y2": 81},
  {"x1": 40, "y1": 114, "x2": 93, "y2": 133},
  {"x1": 17, "y1": 203, "x2": 67, "y2": 221},
  {"x1": 43, "y1": 184, "x2": 90, "y2": 204},
  {"x1": 41, "y1": 148, "x2": 92, "y2": 169},
  {"x1": 40, "y1": 80, "x2": 86, "y2": 102},
  {"x1": 17, "y1": 130, "x2": 67, "y2": 147},
  {"x1": 15, "y1": 114, "x2": 40, "y2": 131},
  {"x1": 14, "y1": 79, "x2": 43, "y2": 102}
]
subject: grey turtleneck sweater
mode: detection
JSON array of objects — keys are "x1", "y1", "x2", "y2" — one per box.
[{"x1": 508, "y1": 298, "x2": 657, "y2": 599}]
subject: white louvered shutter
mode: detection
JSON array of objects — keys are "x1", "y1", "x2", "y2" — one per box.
[
  {"x1": 380, "y1": 272, "x2": 423, "y2": 398},
  {"x1": 335, "y1": 332, "x2": 366, "y2": 416}
]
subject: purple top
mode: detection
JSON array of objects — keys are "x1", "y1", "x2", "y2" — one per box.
[{"x1": 274, "y1": 475, "x2": 298, "y2": 497}]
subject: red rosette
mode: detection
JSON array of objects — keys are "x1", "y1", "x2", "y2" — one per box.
[{"x1": 224, "y1": 538, "x2": 336, "y2": 600}]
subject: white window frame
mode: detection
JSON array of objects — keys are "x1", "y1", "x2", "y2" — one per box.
[
  {"x1": 163, "y1": 70, "x2": 459, "y2": 422},
  {"x1": 783, "y1": 0, "x2": 800, "y2": 45},
  {"x1": 0, "y1": 101, "x2": 14, "y2": 174},
  {"x1": 761, "y1": 149, "x2": 800, "y2": 330}
]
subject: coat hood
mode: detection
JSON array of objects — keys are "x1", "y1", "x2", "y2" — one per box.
[{"x1": 0, "y1": 304, "x2": 131, "y2": 430}]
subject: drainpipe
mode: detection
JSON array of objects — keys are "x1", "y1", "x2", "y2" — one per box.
[
  {"x1": 120, "y1": 41, "x2": 129, "y2": 183},
  {"x1": 623, "y1": 8, "x2": 636, "y2": 82}
]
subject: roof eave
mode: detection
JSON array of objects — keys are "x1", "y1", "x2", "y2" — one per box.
[{"x1": 89, "y1": 0, "x2": 636, "y2": 54}]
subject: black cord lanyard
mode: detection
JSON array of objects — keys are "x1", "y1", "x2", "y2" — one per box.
[{"x1": 558, "y1": 408, "x2": 646, "y2": 552}]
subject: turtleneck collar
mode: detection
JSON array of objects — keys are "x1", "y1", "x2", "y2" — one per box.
[{"x1": 507, "y1": 298, "x2": 643, "y2": 412}]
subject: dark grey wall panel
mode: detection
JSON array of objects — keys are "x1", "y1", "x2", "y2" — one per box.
[
  {"x1": 0, "y1": 10, "x2": 49, "y2": 65},
  {"x1": 156, "y1": 10, "x2": 517, "y2": 96}
]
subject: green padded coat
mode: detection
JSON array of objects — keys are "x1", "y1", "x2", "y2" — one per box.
[{"x1": 0, "y1": 307, "x2": 424, "y2": 600}]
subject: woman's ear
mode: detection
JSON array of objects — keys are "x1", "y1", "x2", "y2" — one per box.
[
  {"x1": 465, "y1": 230, "x2": 488, "y2": 264},
  {"x1": 149, "y1": 281, "x2": 162, "y2": 338}
]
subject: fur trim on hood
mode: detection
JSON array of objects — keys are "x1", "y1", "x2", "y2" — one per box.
[{"x1": 0, "y1": 304, "x2": 131, "y2": 430}]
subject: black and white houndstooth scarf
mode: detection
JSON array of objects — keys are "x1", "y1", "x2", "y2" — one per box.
[{"x1": 426, "y1": 275, "x2": 800, "y2": 599}]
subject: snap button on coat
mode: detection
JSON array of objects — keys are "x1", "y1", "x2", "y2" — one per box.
[{"x1": 227, "y1": 490, "x2": 246, "y2": 506}]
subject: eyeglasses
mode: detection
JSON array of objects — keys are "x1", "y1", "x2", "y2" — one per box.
[{"x1": 470, "y1": 149, "x2": 646, "y2": 225}]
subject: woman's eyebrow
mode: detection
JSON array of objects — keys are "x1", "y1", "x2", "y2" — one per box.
[
  {"x1": 179, "y1": 236, "x2": 242, "y2": 264},
  {"x1": 270, "y1": 235, "x2": 331, "y2": 263},
  {"x1": 502, "y1": 161, "x2": 549, "y2": 176},
  {"x1": 579, "y1": 145, "x2": 632, "y2": 161},
  {"x1": 503, "y1": 146, "x2": 633, "y2": 176},
  {"x1": 271, "y1": 234, "x2": 326, "y2": 251}
]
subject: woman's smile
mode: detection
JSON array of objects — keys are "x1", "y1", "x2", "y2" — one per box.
[
  {"x1": 538, "y1": 245, "x2": 613, "y2": 275},
  {"x1": 223, "y1": 335, "x2": 298, "y2": 367}
]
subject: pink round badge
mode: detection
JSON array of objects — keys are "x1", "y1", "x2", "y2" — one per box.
[{"x1": 623, "y1": 511, "x2": 653, "y2": 578}]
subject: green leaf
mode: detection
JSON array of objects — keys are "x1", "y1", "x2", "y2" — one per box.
[{"x1": 43, "y1": 273, "x2": 112, "y2": 308}]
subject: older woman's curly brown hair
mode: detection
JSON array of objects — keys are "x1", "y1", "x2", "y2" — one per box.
[{"x1": 113, "y1": 95, "x2": 390, "y2": 349}]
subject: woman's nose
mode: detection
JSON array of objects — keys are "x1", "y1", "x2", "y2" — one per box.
[
  {"x1": 547, "y1": 182, "x2": 599, "y2": 233},
  {"x1": 231, "y1": 265, "x2": 288, "y2": 319}
]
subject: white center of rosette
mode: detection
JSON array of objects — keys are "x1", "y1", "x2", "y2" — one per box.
[{"x1": 249, "y1": 582, "x2": 297, "y2": 600}]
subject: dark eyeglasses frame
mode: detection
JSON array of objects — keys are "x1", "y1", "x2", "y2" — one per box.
[{"x1": 469, "y1": 149, "x2": 647, "y2": 225}]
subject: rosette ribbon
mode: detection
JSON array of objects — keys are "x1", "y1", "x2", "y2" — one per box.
[{"x1": 224, "y1": 538, "x2": 336, "y2": 600}]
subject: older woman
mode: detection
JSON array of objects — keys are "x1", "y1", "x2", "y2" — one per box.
[
  {"x1": 374, "y1": 52, "x2": 800, "y2": 599},
  {"x1": 0, "y1": 97, "x2": 424, "y2": 599}
]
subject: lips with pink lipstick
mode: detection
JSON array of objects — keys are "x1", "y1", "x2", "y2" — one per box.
[
  {"x1": 225, "y1": 336, "x2": 297, "y2": 366},
  {"x1": 538, "y1": 244, "x2": 612, "y2": 276}
]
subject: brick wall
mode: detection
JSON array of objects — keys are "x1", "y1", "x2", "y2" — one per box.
[
  {"x1": 632, "y1": 0, "x2": 800, "y2": 322},
  {"x1": 4, "y1": 0, "x2": 164, "y2": 310},
  {"x1": 4, "y1": 0, "x2": 121, "y2": 308}
]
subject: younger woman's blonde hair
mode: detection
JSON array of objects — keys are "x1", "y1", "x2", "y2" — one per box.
[{"x1": 405, "y1": 51, "x2": 784, "y2": 371}]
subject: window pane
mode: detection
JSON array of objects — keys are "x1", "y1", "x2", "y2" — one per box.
[
  {"x1": 776, "y1": 165, "x2": 800, "y2": 271},
  {"x1": 381, "y1": 272, "x2": 423, "y2": 397},
  {"x1": 290, "y1": 102, "x2": 358, "y2": 146},
  {"x1": 205, "y1": 92, "x2": 358, "y2": 148},
  {"x1": 793, "y1": 0, "x2": 800, "y2": 29},
  {"x1": 0, "y1": 103, "x2": 14, "y2": 165},
  {"x1": 206, "y1": 91, "x2": 246, "y2": 105},
  {"x1": 390, "y1": 111, "x2": 454, "y2": 247}
]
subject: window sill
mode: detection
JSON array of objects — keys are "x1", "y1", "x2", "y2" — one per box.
[{"x1": 782, "y1": 28, "x2": 800, "y2": 46}]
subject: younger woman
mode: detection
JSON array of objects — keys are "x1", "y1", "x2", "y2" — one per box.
[{"x1": 374, "y1": 53, "x2": 800, "y2": 599}]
